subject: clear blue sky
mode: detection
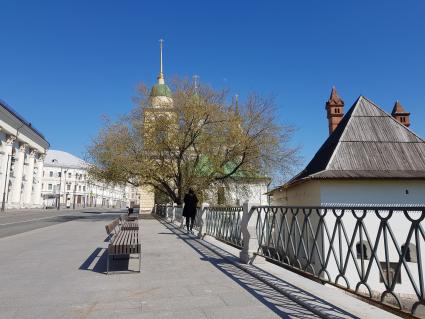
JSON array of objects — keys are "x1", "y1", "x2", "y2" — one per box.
[{"x1": 1, "y1": 1, "x2": 424, "y2": 166}]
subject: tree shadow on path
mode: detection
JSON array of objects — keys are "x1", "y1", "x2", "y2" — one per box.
[{"x1": 159, "y1": 218, "x2": 359, "y2": 319}]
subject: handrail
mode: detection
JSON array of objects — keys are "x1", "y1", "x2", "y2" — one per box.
[
  {"x1": 204, "y1": 206, "x2": 243, "y2": 248},
  {"x1": 154, "y1": 203, "x2": 425, "y2": 316},
  {"x1": 251, "y1": 206, "x2": 425, "y2": 316}
]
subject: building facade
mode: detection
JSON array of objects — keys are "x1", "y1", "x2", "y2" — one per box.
[
  {"x1": 0, "y1": 99, "x2": 49, "y2": 210},
  {"x1": 269, "y1": 89, "x2": 425, "y2": 299},
  {"x1": 42, "y1": 150, "x2": 140, "y2": 209}
]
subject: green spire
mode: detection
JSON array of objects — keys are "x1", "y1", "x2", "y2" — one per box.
[{"x1": 150, "y1": 39, "x2": 172, "y2": 98}]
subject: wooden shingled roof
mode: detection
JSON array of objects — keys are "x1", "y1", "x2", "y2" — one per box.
[{"x1": 285, "y1": 96, "x2": 425, "y2": 188}]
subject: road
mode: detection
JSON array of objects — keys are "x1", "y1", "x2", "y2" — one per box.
[{"x1": 0, "y1": 208, "x2": 124, "y2": 238}]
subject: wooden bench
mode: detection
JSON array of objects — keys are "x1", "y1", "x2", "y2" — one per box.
[
  {"x1": 105, "y1": 218, "x2": 120, "y2": 239},
  {"x1": 105, "y1": 219, "x2": 141, "y2": 274},
  {"x1": 121, "y1": 221, "x2": 139, "y2": 231}
]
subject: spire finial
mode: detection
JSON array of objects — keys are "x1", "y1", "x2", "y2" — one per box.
[
  {"x1": 158, "y1": 39, "x2": 165, "y2": 84},
  {"x1": 193, "y1": 75, "x2": 199, "y2": 91}
]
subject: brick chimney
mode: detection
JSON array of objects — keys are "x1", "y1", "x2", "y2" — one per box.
[
  {"x1": 391, "y1": 100, "x2": 410, "y2": 127},
  {"x1": 325, "y1": 86, "x2": 344, "y2": 135}
]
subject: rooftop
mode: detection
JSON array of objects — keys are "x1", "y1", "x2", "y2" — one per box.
[
  {"x1": 0, "y1": 98, "x2": 48, "y2": 144},
  {"x1": 281, "y1": 96, "x2": 425, "y2": 188},
  {"x1": 44, "y1": 149, "x2": 87, "y2": 169}
]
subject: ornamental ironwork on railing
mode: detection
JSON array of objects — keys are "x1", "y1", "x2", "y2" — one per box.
[
  {"x1": 156, "y1": 204, "x2": 168, "y2": 218},
  {"x1": 155, "y1": 204, "x2": 184, "y2": 224},
  {"x1": 174, "y1": 206, "x2": 183, "y2": 223},
  {"x1": 252, "y1": 205, "x2": 425, "y2": 316},
  {"x1": 192, "y1": 207, "x2": 203, "y2": 231},
  {"x1": 205, "y1": 206, "x2": 243, "y2": 248}
]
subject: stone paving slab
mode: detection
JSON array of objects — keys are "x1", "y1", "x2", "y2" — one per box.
[{"x1": 0, "y1": 214, "x2": 321, "y2": 319}]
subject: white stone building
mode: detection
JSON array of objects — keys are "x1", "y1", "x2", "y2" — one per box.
[
  {"x1": 269, "y1": 90, "x2": 425, "y2": 300},
  {"x1": 0, "y1": 99, "x2": 49, "y2": 210},
  {"x1": 42, "y1": 150, "x2": 140, "y2": 209}
]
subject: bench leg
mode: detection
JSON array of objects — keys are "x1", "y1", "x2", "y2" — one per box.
[
  {"x1": 107, "y1": 253, "x2": 109, "y2": 275},
  {"x1": 139, "y1": 252, "x2": 141, "y2": 272}
]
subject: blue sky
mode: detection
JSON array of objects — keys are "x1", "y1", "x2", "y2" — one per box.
[{"x1": 0, "y1": 1, "x2": 424, "y2": 167}]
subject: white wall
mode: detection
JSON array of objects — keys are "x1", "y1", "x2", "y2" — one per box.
[
  {"x1": 269, "y1": 179, "x2": 425, "y2": 299},
  {"x1": 205, "y1": 180, "x2": 269, "y2": 206},
  {"x1": 320, "y1": 180, "x2": 425, "y2": 205},
  {"x1": 227, "y1": 181, "x2": 269, "y2": 206},
  {"x1": 270, "y1": 181, "x2": 321, "y2": 206},
  {"x1": 320, "y1": 180, "x2": 425, "y2": 298}
]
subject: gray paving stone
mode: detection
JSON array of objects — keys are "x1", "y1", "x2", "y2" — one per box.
[{"x1": 0, "y1": 216, "x2": 322, "y2": 319}]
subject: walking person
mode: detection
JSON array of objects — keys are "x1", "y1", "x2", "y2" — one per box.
[{"x1": 182, "y1": 188, "x2": 198, "y2": 234}]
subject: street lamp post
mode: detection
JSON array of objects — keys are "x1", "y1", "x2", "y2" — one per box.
[
  {"x1": 58, "y1": 169, "x2": 68, "y2": 210},
  {"x1": 1, "y1": 154, "x2": 12, "y2": 212},
  {"x1": 57, "y1": 167, "x2": 62, "y2": 210},
  {"x1": 73, "y1": 182, "x2": 77, "y2": 210}
]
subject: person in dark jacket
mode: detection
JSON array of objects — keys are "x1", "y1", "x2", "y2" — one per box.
[{"x1": 182, "y1": 188, "x2": 198, "y2": 233}]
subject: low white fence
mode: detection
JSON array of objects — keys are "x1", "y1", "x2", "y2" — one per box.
[{"x1": 154, "y1": 203, "x2": 425, "y2": 317}]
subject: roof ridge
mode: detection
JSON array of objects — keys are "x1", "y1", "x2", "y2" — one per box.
[
  {"x1": 326, "y1": 96, "x2": 363, "y2": 170},
  {"x1": 360, "y1": 96, "x2": 425, "y2": 143},
  {"x1": 278, "y1": 95, "x2": 425, "y2": 189}
]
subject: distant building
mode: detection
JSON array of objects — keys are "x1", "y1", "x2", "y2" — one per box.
[
  {"x1": 0, "y1": 99, "x2": 49, "y2": 210},
  {"x1": 42, "y1": 150, "x2": 140, "y2": 209}
]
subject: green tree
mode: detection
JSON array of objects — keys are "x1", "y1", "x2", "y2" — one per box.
[{"x1": 88, "y1": 79, "x2": 298, "y2": 205}]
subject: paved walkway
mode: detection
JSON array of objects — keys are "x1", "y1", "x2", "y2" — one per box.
[{"x1": 0, "y1": 215, "x2": 323, "y2": 319}]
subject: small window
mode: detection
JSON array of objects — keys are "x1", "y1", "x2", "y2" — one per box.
[
  {"x1": 49, "y1": 171, "x2": 53, "y2": 177},
  {"x1": 58, "y1": 172, "x2": 61, "y2": 178},
  {"x1": 48, "y1": 184, "x2": 52, "y2": 190},
  {"x1": 83, "y1": 186, "x2": 86, "y2": 192},
  {"x1": 379, "y1": 262, "x2": 401, "y2": 284},
  {"x1": 68, "y1": 172, "x2": 71, "y2": 178},
  {"x1": 67, "y1": 184, "x2": 71, "y2": 191},
  {"x1": 356, "y1": 241, "x2": 371, "y2": 260},
  {"x1": 79, "y1": 186, "x2": 81, "y2": 191},
  {"x1": 401, "y1": 244, "x2": 417, "y2": 263}
]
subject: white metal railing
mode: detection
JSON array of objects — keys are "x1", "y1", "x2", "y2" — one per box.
[{"x1": 155, "y1": 203, "x2": 425, "y2": 317}]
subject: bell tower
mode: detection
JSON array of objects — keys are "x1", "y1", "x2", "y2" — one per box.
[
  {"x1": 325, "y1": 86, "x2": 344, "y2": 135},
  {"x1": 391, "y1": 100, "x2": 410, "y2": 127}
]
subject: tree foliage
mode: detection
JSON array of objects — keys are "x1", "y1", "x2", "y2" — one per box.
[{"x1": 88, "y1": 79, "x2": 299, "y2": 204}]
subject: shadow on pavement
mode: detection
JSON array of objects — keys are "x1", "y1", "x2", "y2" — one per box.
[
  {"x1": 159, "y1": 218, "x2": 359, "y2": 319},
  {"x1": 79, "y1": 247, "x2": 132, "y2": 274}
]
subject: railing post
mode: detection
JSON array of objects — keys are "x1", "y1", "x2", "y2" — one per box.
[
  {"x1": 240, "y1": 202, "x2": 264, "y2": 264},
  {"x1": 180, "y1": 203, "x2": 185, "y2": 229},
  {"x1": 197, "y1": 203, "x2": 209, "y2": 239},
  {"x1": 172, "y1": 203, "x2": 176, "y2": 223}
]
